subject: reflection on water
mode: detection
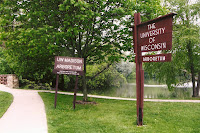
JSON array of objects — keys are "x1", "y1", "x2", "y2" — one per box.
[{"x1": 109, "y1": 83, "x2": 193, "y2": 99}]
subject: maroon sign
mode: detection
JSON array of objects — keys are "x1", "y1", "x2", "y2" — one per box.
[
  {"x1": 131, "y1": 13, "x2": 176, "y2": 126},
  {"x1": 142, "y1": 53, "x2": 171, "y2": 62},
  {"x1": 137, "y1": 13, "x2": 175, "y2": 52},
  {"x1": 53, "y1": 56, "x2": 84, "y2": 76}
]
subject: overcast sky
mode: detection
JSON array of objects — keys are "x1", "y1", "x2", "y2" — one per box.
[
  {"x1": 189, "y1": 0, "x2": 198, "y2": 4},
  {"x1": 190, "y1": 0, "x2": 200, "y2": 25}
]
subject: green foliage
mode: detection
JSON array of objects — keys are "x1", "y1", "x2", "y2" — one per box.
[
  {"x1": 0, "y1": 0, "x2": 61, "y2": 83},
  {"x1": 40, "y1": 92, "x2": 200, "y2": 133},
  {"x1": 115, "y1": 61, "x2": 135, "y2": 78},
  {"x1": 0, "y1": 0, "x2": 168, "y2": 99},
  {"x1": 0, "y1": 91, "x2": 13, "y2": 118},
  {"x1": 20, "y1": 79, "x2": 51, "y2": 90},
  {"x1": 58, "y1": 0, "x2": 136, "y2": 63},
  {"x1": 86, "y1": 64, "x2": 127, "y2": 93},
  {"x1": 0, "y1": 47, "x2": 13, "y2": 74},
  {"x1": 144, "y1": 0, "x2": 200, "y2": 92},
  {"x1": 135, "y1": 0, "x2": 168, "y2": 21}
]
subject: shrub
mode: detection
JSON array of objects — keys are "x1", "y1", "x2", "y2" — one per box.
[
  {"x1": 86, "y1": 64, "x2": 127, "y2": 93},
  {"x1": 19, "y1": 79, "x2": 51, "y2": 90}
]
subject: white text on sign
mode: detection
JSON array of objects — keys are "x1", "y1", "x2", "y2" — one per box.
[
  {"x1": 140, "y1": 22, "x2": 167, "y2": 52},
  {"x1": 57, "y1": 57, "x2": 83, "y2": 64}
]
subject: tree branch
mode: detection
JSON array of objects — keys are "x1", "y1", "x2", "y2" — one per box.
[{"x1": 89, "y1": 63, "x2": 112, "y2": 80}]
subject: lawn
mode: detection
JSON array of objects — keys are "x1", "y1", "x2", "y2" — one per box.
[
  {"x1": 39, "y1": 92, "x2": 200, "y2": 133},
  {"x1": 0, "y1": 91, "x2": 13, "y2": 118}
]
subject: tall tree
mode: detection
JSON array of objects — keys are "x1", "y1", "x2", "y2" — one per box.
[
  {"x1": 0, "y1": 0, "x2": 167, "y2": 101},
  {"x1": 0, "y1": 0, "x2": 63, "y2": 83},
  {"x1": 57, "y1": 0, "x2": 167, "y2": 101}
]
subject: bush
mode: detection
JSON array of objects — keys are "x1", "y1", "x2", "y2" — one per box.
[
  {"x1": 86, "y1": 64, "x2": 127, "y2": 93},
  {"x1": 19, "y1": 79, "x2": 51, "y2": 90}
]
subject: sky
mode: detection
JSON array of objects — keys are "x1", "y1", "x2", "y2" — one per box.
[
  {"x1": 189, "y1": 0, "x2": 200, "y2": 25},
  {"x1": 189, "y1": 0, "x2": 198, "y2": 4}
]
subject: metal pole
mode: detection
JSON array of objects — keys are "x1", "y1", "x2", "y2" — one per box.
[
  {"x1": 54, "y1": 74, "x2": 59, "y2": 108},
  {"x1": 73, "y1": 75, "x2": 79, "y2": 109},
  {"x1": 134, "y1": 13, "x2": 144, "y2": 126}
]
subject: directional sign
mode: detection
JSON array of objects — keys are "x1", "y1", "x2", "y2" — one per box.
[
  {"x1": 142, "y1": 53, "x2": 171, "y2": 62},
  {"x1": 137, "y1": 13, "x2": 175, "y2": 52},
  {"x1": 53, "y1": 56, "x2": 84, "y2": 76}
]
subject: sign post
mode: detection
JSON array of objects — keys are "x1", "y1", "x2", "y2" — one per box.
[
  {"x1": 134, "y1": 13, "x2": 144, "y2": 126},
  {"x1": 73, "y1": 75, "x2": 79, "y2": 109},
  {"x1": 53, "y1": 56, "x2": 84, "y2": 109},
  {"x1": 132, "y1": 13, "x2": 176, "y2": 126},
  {"x1": 54, "y1": 74, "x2": 59, "y2": 108}
]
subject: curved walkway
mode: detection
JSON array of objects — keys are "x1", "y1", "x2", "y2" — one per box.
[
  {"x1": 0, "y1": 85, "x2": 47, "y2": 133},
  {"x1": 43, "y1": 91, "x2": 200, "y2": 103},
  {"x1": 0, "y1": 85, "x2": 200, "y2": 133}
]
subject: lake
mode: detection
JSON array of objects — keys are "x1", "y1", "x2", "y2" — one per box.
[{"x1": 105, "y1": 83, "x2": 193, "y2": 99}]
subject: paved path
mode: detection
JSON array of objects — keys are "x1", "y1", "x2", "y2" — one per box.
[
  {"x1": 42, "y1": 90, "x2": 200, "y2": 103},
  {"x1": 0, "y1": 85, "x2": 200, "y2": 133},
  {"x1": 0, "y1": 85, "x2": 48, "y2": 133}
]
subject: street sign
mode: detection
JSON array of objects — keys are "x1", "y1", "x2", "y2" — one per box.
[
  {"x1": 137, "y1": 13, "x2": 175, "y2": 52},
  {"x1": 142, "y1": 53, "x2": 171, "y2": 62},
  {"x1": 53, "y1": 56, "x2": 84, "y2": 76}
]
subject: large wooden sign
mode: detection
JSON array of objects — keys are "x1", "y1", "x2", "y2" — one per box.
[
  {"x1": 138, "y1": 14, "x2": 173, "y2": 52},
  {"x1": 53, "y1": 56, "x2": 84, "y2": 76},
  {"x1": 52, "y1": 56, "x2": 84, "y2": 109},
  {"x1": 131, "y1": 13, "x2": 176, "y2": 126}
]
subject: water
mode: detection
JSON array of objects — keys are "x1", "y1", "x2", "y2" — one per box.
[{"x1": 107, "y1": 83, "x2": 193, "y2": 99}]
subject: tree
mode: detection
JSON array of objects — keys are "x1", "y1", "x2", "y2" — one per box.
[
  {"x1": 0, "y1": 0, "x2": 167, "y2": 101},
  {"x1": 55, "y1": 0, "x2": 133, "y2": 101},
  {"x1": 144, "y1": 0, "x2": 200, "y2": 97},
  {"x1": 0, "y1": 47, "x2": 13, "y2": 74},
  {"x1": 58, "y1": 0, "x2": 167, "y2": 101},
  {"x1": 0, "y1": 0, "x2": 63, "y2": 83}
]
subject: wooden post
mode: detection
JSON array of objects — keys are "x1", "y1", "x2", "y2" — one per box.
[
  {"x1": 132, "y1": 12, "x2": 176, "y2": 126},
  {"x1": 73, "y1": 75, "x2": 79, "y2": 109},
  {"x1": 134, "y1": 13, "x2": 144, "y2": 126},
  {"x1": 54, "y1": 74, "x2": 59, "y2": 108}
]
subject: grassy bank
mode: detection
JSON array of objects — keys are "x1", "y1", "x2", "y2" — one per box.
[
  {"x1": 0, "y1": 91, "x2": 13, "y2": 118},
  {"x1": 39, "y1": 92, "x2": 200, "y2": 133}
]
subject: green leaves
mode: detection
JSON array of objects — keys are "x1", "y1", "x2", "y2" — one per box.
[
  {"x1": 145, "y1": 0, "x2": 200, "y2": 92},
  {"x1": 0, "y1": 0, "x2": 170, "y2": 87}
]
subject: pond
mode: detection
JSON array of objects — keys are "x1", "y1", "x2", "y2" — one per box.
[{"x1": 105, "y1": 82, "x2": 193, "y2": 99}]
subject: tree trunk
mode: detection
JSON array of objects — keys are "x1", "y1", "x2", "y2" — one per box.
[
  {"x1": 90, "y1": 63, "x2": 111, "y2": 80},
  {"x1": 82, "y1": 57, "x2": 88, "y2": 101},
  {"x1": 186, "y1": 41, "x2": 196, "y2": 97},
  {"x1": 197, "y1": 72, "x2": 200, "y2": 97},
  {"x1": 192, "y1": 72, "x2": 196, "y2": 97}
]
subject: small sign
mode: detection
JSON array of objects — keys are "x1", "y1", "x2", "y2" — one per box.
[
  {"x1": 137, "y1": 13, "x2": 174, "y2": 52},
  {"x1": 53, "y1": 56, "x2": 84, "y2": 76},
  {"x1": 142, "y1": 53, "x2": 171, "y2": 62}
]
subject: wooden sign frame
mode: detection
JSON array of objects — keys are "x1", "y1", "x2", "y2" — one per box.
[
  {"x1": 131, "y1": 13, "x2": 176, "y2": 126},
  {"x1": 53, "y1": 56, "x2": 84, "y2": 109}
]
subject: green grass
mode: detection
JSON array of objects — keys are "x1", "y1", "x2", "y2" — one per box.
[
  {"x1": 39, "y1": 92, "x2": 200, "y2": 133},
  {"x1": 0, "y1": 91, "x2": 13, "y2": 118}
]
